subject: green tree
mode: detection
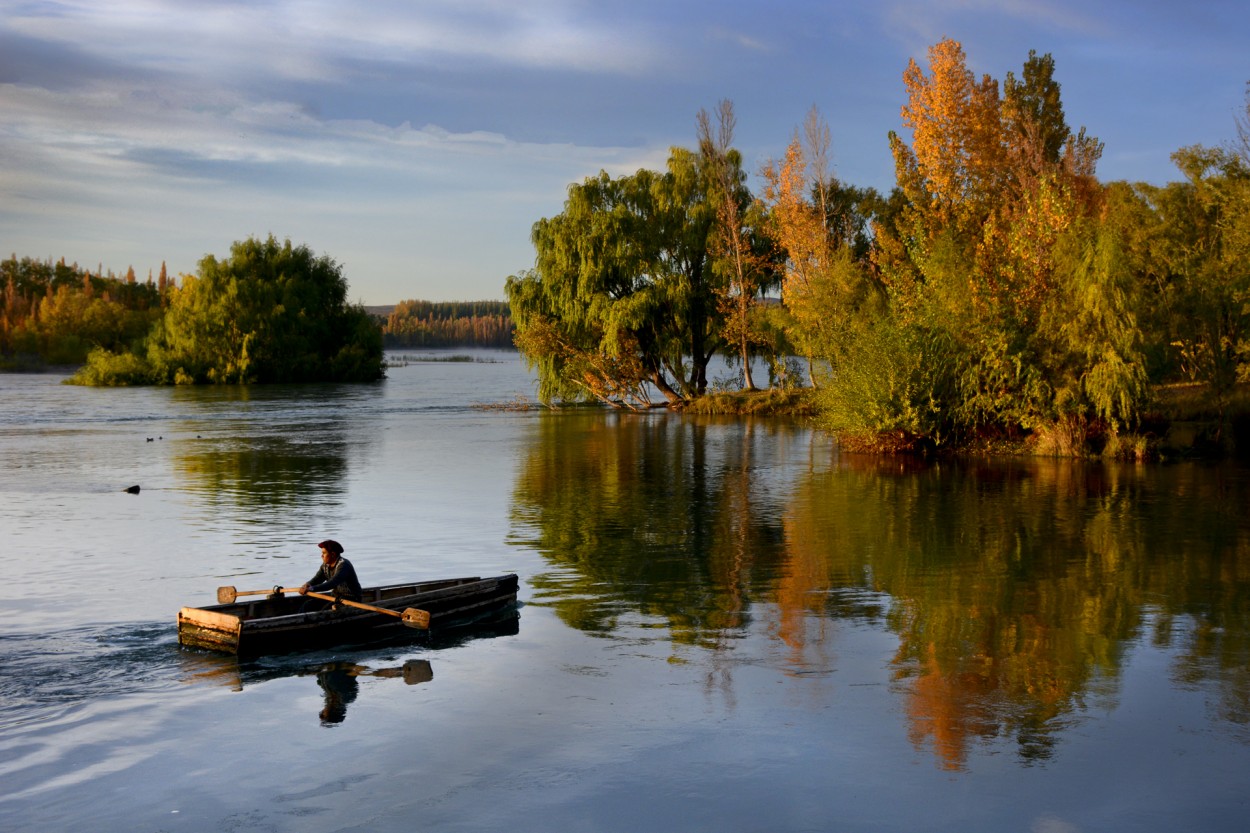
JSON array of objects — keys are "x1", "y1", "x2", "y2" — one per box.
[
  {"x1": 1039, "y1": 213, "x2": 1148, "y2": 434},
  {"x1": 507, "y1": 141, "x2": 732, "y2": 408},
  {"x1": 72, "y1": 236, "x2": 383, "y2": 385},
  {"x1": 1134, "y1": 146, "x2": 1250, "y2": 406},
  {"x1": 1002, "y1": 50, "x2": 1069, "y2": 167}
]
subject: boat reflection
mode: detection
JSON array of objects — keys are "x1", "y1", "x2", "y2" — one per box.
[{"x1": 180, "y1": 610, "x2": 519, "y2": 724}]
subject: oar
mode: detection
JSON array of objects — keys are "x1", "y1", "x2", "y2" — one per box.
[
  {"x1": 303, "y1": 590, "x2": 430, "y2": 629},
  {"x1": 217, "y1": 585, "x2": 299, "y2": 603},
  {"x1": 215, "y1": 585, "x2": 430, "y2": 628}
]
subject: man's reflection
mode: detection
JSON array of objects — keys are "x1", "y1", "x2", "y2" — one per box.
[
  {"x1": 314, "y1": 659, "x2": 434, "y2": 725},
  {"x1": 316, "y1": 663, "x2": 361, "y2": 724}
]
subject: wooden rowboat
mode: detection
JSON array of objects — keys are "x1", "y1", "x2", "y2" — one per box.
[{"x1": 178, "y1": 574, "x2": 519, "y2": 656}]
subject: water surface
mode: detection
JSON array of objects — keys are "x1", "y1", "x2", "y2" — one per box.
[{"x1": 2, "y1": 353, "x2": 1248, "y2": 832}]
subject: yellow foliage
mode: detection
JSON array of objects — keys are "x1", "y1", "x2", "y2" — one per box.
[
  {"x1": 761, "y1": 137, "x2": 846, "y2": 363},
  {"x1": 889, "y1": 38, "x2": 1103, "y2": 331},
  {"x1": 898, "y1": 38, "x2": 1006, "y2": 224}
]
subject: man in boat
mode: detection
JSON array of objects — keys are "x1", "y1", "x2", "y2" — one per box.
[{"x1": 299, "y1": 539, "x2": 363, "y2": 608}]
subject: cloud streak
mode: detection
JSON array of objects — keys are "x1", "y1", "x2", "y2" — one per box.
[{"x1": 3, "y1": 1, "x2": 1247, "y2": 302}]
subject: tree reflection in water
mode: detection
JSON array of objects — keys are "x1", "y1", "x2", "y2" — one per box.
[{"x1": 511, "y1": 411, "x2": 1250, "y2": 769}]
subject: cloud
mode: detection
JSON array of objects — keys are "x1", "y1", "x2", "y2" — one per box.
[
  {"x1": 880, "y1": 0, "x2": 1106, "y2": 48},
  {"x1": 0, "y1": 54, "x2": 669, "y2": 300},
  {"x1": 0, "y1": 75, "x2": 661, "y2": 184},
  {"x1": 4, "y1": 0, "x2": 669, "y2": 84},
  {"x1": 1031, "y1": 815, "x2": 1081, "y2": 833},
  {"x1": 707, "y1": 26, "x2": 772, "y2": 53},
  {"x1": 4, "y1": 0, "x2": 1246, "y2": 302}
]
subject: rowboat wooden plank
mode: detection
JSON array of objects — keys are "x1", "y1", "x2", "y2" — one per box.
[
  {"x1": 424, "y1": 593, "x2": 517, "y2": 626},
  {"x1": 178, "y1": 574, "x2": 519, "y2": 656}
]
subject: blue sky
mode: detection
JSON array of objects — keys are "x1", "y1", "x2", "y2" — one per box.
[{"x1": 2, "y1": 1, "x2": 1247, "y2": 304}]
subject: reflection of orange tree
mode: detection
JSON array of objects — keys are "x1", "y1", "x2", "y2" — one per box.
[
  {"x1": 784, "y1": 458, "x2": 1147, "y2": 769},
  {"x1": 773, "y1": 484, "x2": 846, "y2": 671},
  {"x1": 514, "y1": 414, "x2": 1250, "y2": 763}
]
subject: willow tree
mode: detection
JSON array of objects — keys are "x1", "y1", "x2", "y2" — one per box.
[{"x1": 507, "y1": 142, "x2": 736, "y2": 409}]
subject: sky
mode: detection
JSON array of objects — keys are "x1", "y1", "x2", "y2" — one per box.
[{"x1": 2, "y1": 1, "x2": 1247, "y2": 305}]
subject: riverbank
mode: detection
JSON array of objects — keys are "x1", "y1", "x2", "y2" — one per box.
[
  {"x1": 681, "y1": 387, "x2": 818, "y2": 417},
  {"x1": 0, "y1": 355, "x2": 80, "y2": 374},
  {"x1": 685, "y1": 382, "x2": 1250, "y2": 460},
  {"x1": 1145, "y1": 382, "x2": 1250, "y2": 459}
]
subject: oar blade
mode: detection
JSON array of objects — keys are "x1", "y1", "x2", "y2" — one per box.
[
  {"x1": 402, "y1": 659, "x2": 434, "y2": 685},
  {"x1": 217, "y1": 586, "x2": 238, "y2": 604},
  {"x1": 401, "y1": 608, "x2": 430, "y2": 629}
]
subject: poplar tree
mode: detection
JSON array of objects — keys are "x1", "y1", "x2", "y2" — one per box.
[
  {"x1": 698, "y1": 99, "x2": 774, "y2": 390},
  {"x1": 875, "y1": 39, "x2": 1143, "y2": 442}
]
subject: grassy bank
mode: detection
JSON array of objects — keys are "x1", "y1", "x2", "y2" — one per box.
[
  {"x1": 682, "y1": 387, "x2": 818, "y2": 417},
  {"x1": 685, "y1": 382, "x2": 1250, "y2": 460}
]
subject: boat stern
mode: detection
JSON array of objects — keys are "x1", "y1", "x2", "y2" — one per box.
[{"x1": 178, "y1": 606, "x2": 243, "y2": 653}]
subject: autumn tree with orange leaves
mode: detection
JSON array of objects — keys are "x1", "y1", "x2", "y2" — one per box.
[
  {"x1": 873, "y1": 39, "x2": 1146, "y2": 444},
  {"x1": 761, "y1": 107, "x2": 885, "y2": 391},
  {"x1": 762, "y1": 107, "x2": 962, "y2": 449}
]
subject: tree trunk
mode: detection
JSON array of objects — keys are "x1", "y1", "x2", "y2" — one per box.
[
  {"x1": 650, "y1": 370, "x2": 685, "y2": 407},
  {"x1": 740, "y1": 332, "x2": 756, "y2": 390}
]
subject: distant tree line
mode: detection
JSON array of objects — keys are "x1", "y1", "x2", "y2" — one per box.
[
  {"x1": 382, "y1": 300, "x2": 514, "y2": 349},
  {"x1": 1, "y1": 255, "x2": 169, "y2": 367},
  {"x1": 507, "y1": 38, "x2": 1250, "y2": 456}
]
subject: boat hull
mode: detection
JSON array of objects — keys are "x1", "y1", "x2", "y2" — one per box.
[{"x1": 178, "y1": 574, "x2": 519, "y2": 656}]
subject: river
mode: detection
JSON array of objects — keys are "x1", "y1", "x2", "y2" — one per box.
[{"x1": 2, "y1": 350, "x2": 1248, "y2": 832}]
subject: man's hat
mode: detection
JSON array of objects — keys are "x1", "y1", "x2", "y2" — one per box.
[{"x1": 318, "y1": 539, "x2": 344, "y2": 555}]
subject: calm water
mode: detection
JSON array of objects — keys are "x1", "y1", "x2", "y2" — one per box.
[{"x1": 2, "y1": 352, "x2": 1249, "y2": 832}]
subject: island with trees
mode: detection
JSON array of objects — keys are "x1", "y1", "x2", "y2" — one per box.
[
  {"x1": 2, "y1": 253, "x2": 513, "y2": 377},
  {"x1": 506, "y1": 39, "x2": 1250, "y2": 458},
  {"x1": 70, "y1": 236, "x2": 384, "y2": 385}
]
